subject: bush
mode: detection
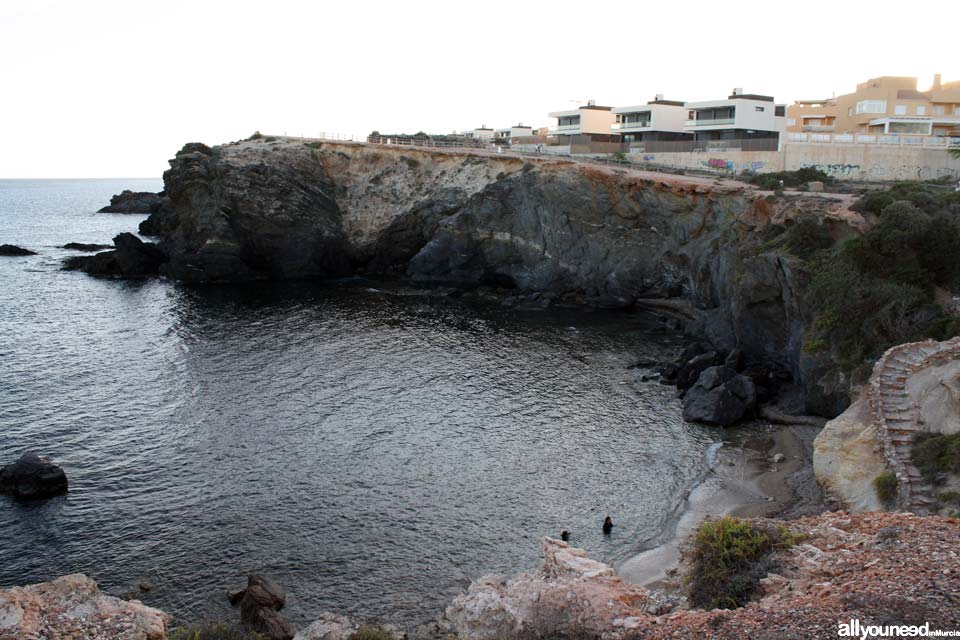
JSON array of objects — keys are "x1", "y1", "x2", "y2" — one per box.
[
  {"x1": 349, "y1": 627, "x2": 395, "y2": 640},
  {"x1": 246, "y1": 131, "x2": 263, "y2": 141},
  {"x1": 779, "y1": 217, "x2": 834, "y2": 259},
  {"x1": 749, "y1": 168, "x2": 833, "y2": 190},
  {"x1": 912, "y1": 433, "x2": 960, "y2": 483},
  {"x1": 873, "y1": 472, "x2": 898, "y2": 505},
  {"x1": 168, "y1": 623, "x2": 262, "y2": 640},
  {"x1": 687, "y1": 516, "x2": 797, "y2": 610}
]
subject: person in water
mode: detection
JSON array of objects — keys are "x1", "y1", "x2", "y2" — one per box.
[
  {"x1": 560, "y1": 530, "x2": 570, "y2": 542},
  {"x1": 603, "y1": 516, "x2": 613, "y2": 535}
]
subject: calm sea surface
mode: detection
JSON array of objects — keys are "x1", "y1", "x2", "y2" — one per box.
[{"x1": 0, "y1": 179, "x2": 719, "y2": 627}]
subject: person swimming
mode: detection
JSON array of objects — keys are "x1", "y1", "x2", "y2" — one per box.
[
  {"x1": 560, "y1": 530, "x2": 570, "y2": 542},
  {"x1": 602, "y1": 516, "x2": 613, "y2": 535}
]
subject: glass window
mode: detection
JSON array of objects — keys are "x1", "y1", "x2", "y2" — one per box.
[
  {"x1": 933, "y1": 106, "x2": 945, "y2": 116},
  {"x1": 755, "y1": 106, "x2": 765, "y2": 112},
  {"x1": 895, "y1": 105, "x2": 907, "y2": 115},
  {"x1": 856, "y1": 100, "x2": 887, "y2": 114},
  {"x1": 787, "y1": 118, "x2": 796, "y2": 126},
  {"x1": 917, "y1": 105, "x2": 927, "y2": 115}
]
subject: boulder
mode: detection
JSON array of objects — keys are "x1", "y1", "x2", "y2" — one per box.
[
  {"x1": 676, "y1": 351, "x2": 721, "y2": 390},
  {"x1": 0, "y1": 452, "x2": 68, "y2": 500},
  {"x1": 238, "y1": 575, "x2": 294, "y2": 640},
  {"x1": 62, "y1": 233, "x2": 165, "y2": 278},
  {"x1": 0, "y1": 573, "x2": 167, "y2": 639},
  {"x1": 98, "y1": 190, "x2": 165, "y2": 214},
  {"x1": 0, "y1": 244, "x2": 36, "y2": 256},
  {"x1": 682, "y1": 365, "x2": 757, "y2": 426},
  {"x1": 62, "y1": 242, "x2": 113, "y2": 252}
]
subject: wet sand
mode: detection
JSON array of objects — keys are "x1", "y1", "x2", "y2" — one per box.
[{"x1": 617, "y1": 422, "x2": 825, "y2": 589}]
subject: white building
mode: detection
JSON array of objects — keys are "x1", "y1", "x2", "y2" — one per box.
[
  {"x1": 548, "y1": 101, "x2": 618, "y2": 142},
  {"x1": 612, "y1": 96, "x2": 691, "y2": 144},
  {"x1": 494, "y1": 125, "x2": 534, "y2": 142},
  {"x1": 683, "y1": 89, "x2": 786, "y2": 149},
  {"x1": 472, "y1": 126, "x2": 495, "y2": 141}
]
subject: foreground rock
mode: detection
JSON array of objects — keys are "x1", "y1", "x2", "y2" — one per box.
[
  {"x1": 0, "y1": 573, "x2": 167, "y2": 639},
  {"x1": 232, "y1": 574, "x2": 295, "y2": 640},
  {"x1": 0, "y1": 244, "x2": 36, "y2": 256},
  {"x1": 98, "y1": 190, "x2": 165, "y2": 214},
  {"x1": 815, "y1": 337, "x2": 960, "y2": 514},
  {"x1": 435, "y1": 512, "x2": 960, "y2": 640},
  {"x1": 293, "y1": 614, "x2": 403, "y2": 640},
  {"x1": 62, "y1": 233, "x2": 165, "y2": 278},
  {"x1": 681, "y1": 365, "x2": 757, "y2": 426},
  {"x1": 63, "y1": 242, "x2": 113, "y2": 251},
  {"x1": 0, "y1": 452, "x2": 68, "y2": 500},
  {"x1": 441, "y1": 537, "x2": 664, "y2": 639}
]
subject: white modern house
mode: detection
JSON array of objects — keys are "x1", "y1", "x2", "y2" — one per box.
[
  {"x1": 683, "y1": 89, "x2": 787, "y2": 149},
  {"x1": 612, "y1": 96, "x2": 691, "y2": 144},
  {"x1": 548, "y1": 101, "x2": 618, "y2": 142},
  {"x1": 494, "y1": 125, "x2": 534, "y2": 142},
  {"x1": 472, "y1": 126, "x2": 495, "y2": 141}
]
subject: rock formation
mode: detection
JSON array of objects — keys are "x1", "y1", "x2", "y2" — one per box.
[
  {"x1": 139, "y1": 137, "x2": 862, "y2": 415},
  {"x1": 98, "y1": 190, "x2": 167, "y2": 214},
  {"x1": 0, "y1": 573, "x2": 167, "y2": 640},
  {"x1": 815, "y1": 337, "x2": 960, "y2": 513},
  {"x1": 63, "y1": 242, "x2": 113, "y2": 251},
  {"x1": 62, "y1": 232, "x2": 164, "y2": 278},
  {"x1": 0, "y1": 244, "x2": 36, "y2": 256},
  {"x1": 681, "y1": 364, "x2": 757, "y2": 426},
  {"x1": 230, "y1": 574, "x2": 295, "y2": 640},
  {"x1": 0, "y1": 452, "x2": 68, "y2": 500},
  {"x1": 434, "y1": 512, "x2": 960, "y2": 640}
]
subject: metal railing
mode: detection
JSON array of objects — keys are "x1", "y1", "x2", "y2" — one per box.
[
  {"x1": 786, "y1": 132, "x2": 960, "y2": 147},
  {"x1": 685, "y1": 118, "x2": 736, "y2": 127},
  {"x1": 612, "y1": 121, "x2": 652, "y2": 130}
]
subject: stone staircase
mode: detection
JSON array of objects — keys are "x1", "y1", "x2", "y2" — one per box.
[{"x1": 869, "y1": 337, "x2": 960, "y2": 514}]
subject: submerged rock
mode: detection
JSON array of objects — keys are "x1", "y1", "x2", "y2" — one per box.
[
  {"x1": 0, "y1": 244, "x2": 36, "y2": 256},
  {"x1": 62, "y1": 232, "x2": 165, "y2": 278},
  {"x1": 98, "y1": 190, "x2": 166, "y2": 214},
  {"x1": 0, "y1": 573, "x2": 167, "y2": 639},
  {"x1": 0, "y1": 452, "x2": 68, "y2": 500},
  {"x1": 63, "y1": 242, "x2": 113, "y2": 251},
  {"x1": 237, "y1": 574, "x2": 294, "y2": 640}
]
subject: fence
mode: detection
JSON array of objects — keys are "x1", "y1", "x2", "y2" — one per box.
[{"x1": 787, "y1": 132, "x2": 960, "y2": 148}]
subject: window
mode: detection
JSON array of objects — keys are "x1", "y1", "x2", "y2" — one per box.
[
  {"x1": 787, "y1": 118, "x2": 797, "y2": 126},
  {"x1": 889, "y1": 121, "x2": 931, "y2": 134},
  {"x1": 755, "y1": 106, "x2": 765, "y2": 112},
  {"x1": 855, "y1": 100, "x2": 887, "y2": 114},
  {"x1": 917, "y1": 105, "x2": 927, "y2": 116},
  {"x1": 848, "y1": 107, "x2": 853, "y2": 116},
  {"x1": 933, "y1": 106, "x2": 945, "y2": 116},
  {"x1": 894, "y1": 104, "x2": 907, "y2": 115},
  {"x1": 955, "y1": 107, "x2": 960, "y2": 116}
]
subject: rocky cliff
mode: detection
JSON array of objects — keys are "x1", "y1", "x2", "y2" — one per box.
[{"x1": 141, "y1": 137, "x2": 864, "y2": 415}]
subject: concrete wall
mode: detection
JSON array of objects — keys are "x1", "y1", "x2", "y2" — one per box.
[
  {"x1": 580, "y1": 109, "x2": 616, "y2": 135},
  {"x1": 622, "y1": 143, "x2": 960, "y2": 181},
  {"x1": 784, "y1": 143, "x2": 960, "y2": 181}
]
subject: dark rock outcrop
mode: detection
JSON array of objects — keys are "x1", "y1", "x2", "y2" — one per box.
[
  {"x1": 98, "y1": 190, "x2": 166, "y2": 214},
  {"x1": 0, "y1": 244, "x2": 37, "y2": 256},
  {"x1": 0, "y1": 452, "x2": 68, "y2": 500},
  {"x1": 62, "y1": 242, "x2": 112, "y2": 252},
  {"x1": 62, "y1": 233, "x2": 165, "y2": 277},
  {"x1": 234, "y1": 575, "x2": 294, "y2": 640},
  {"x1": 146, "y1": 138, "x2": 866, "y2": 416},
  {"x1": 682, "y1": 365, "x2": 757, "y2": 426}
]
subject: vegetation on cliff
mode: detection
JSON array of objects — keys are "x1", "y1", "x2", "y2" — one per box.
[{"x1": 804, "y1": 186, "x2": 960, "y2": 371}]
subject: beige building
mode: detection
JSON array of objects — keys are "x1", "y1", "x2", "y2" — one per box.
[{"x1": 787, "y1": 75, "x2": 960, "y2": 138}]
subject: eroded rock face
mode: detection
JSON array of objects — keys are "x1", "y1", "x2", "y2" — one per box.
[
  {"x1": 152, "y1": 139, "x2": 866, "y2": 416},
  {"x1": 0, "y1": 452, "x2": 68, "y2": 500},
  {"x1": 0, "y1": 573, "x2": 167, "y2": 640},
  {"x1": 441, "y1": 537, "x2": 659, "y2": 640}
]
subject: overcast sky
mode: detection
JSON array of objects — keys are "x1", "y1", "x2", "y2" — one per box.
[{"x1": 2, "y1": 0, "x2": 958, "y2": 178}]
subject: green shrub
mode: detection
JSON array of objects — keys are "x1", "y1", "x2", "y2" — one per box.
[
  {"x1": 247, "y1": 131, "x2": 263, "y2": 141},
  {"x1": 912, "y1": 433, "x2": 960, "y2": 483},
  {"x1": 304, "y1": 141, "x2": 323, "y2": 150},
  {"x1": 349, "y1": 627, "x2": 395, "y2": 640},
  {"x1": 779, "y1": 217, "x2": 834, "y2": 259},
  {"x1": 937, "y1": 491, "x2": 960, "y2": 506},
  {"x1": 168, "y1": 623, "x2": 262, "y2": 640},
  {"x1": 873, "y1": 472, "x2": 898, "y2": 505},
  {"x1": 687, "y1": 516, "x2": 796, "y2": 610},
  {"x1": 749, "y1": 168, "x2": 833, "y2": 190}
]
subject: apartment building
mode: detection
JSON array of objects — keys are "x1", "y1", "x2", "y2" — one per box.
[
  {"x1": 611, "y1": 96, "x2": 692, "y2": 144},
  {"x1": 472, "y1": 126, "x2": 495, "y2": 142},
  {"x1": 683, "y1": 89, "x2": 786, "y2": 149},
  {"x1": 548, "y1": 101, "x2": 618, "y2": 142},
  {"x1": 786, "y1": 75, "x2": 960, "y2": 138},
  {"x1": 494, "y1": 125, "x2": 534, "y2": 142}
]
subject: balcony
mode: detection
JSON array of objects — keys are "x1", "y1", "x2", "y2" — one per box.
[
  {"x1": 555, "y1": 124, "x2": 581, "y2": 133},
  {"x1": 802, "y1": 124, "x2": 835, "y2": 132},
  {"x1": 685, "y1": 118, "x2": 735, "y2": 127},
  {"x1": 612, "y1": 121, "x2": 651, "y2": 131}
]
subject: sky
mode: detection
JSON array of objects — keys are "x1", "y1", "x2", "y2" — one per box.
[{"x1": 1, "y1": 0, "x2": 958, "y2": 178}]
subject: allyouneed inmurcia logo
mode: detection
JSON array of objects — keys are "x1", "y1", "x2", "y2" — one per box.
[{"x1": 839, "y1": 619, "x2": 960, "y2": 638}]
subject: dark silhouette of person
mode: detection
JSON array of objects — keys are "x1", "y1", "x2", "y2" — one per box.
[
  {"x1": 603, "y1": 516, "x2": 613, "y2": 535},
  {"x1": 560, "y1": 530, "x2": 570, "y2": 542}
]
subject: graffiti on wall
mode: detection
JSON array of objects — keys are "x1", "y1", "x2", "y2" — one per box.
[
  {"x1": 703, "y1": 158, "x2": 736, "y2": 171},
  {"x1": 643, "y1": 155, "x2": 656, "y2": 161},
  {"x1": 800, "y1": 162, "x2": 862, "y2": 177}
]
